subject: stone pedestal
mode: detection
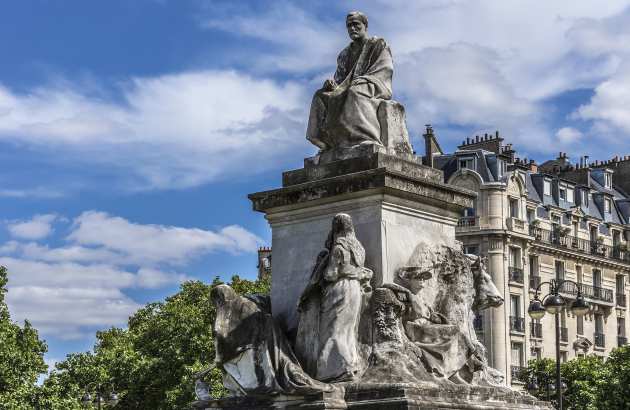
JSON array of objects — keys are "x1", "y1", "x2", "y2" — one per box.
[
  {"x1": 193, "y1": 383, "x2": 552, "y2": 410},
  {"x1": 249, "y1": 149, "x2": 475, "y2": 334}
]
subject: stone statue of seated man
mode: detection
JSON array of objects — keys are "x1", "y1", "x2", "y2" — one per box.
[{"x1": 306, "y1": 11, "x2": 412, "y2": 162}]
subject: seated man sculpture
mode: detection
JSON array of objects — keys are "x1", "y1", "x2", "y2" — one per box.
[{"x1": 306, "y1": 11, "x2": 412, "y2": 161}]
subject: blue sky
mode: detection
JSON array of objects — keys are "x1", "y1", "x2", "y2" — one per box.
[{"x1": 1, "y1": 0, "x2": 630, "y2": 368}]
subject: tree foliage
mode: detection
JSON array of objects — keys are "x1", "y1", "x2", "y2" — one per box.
[
  {"x1": 36, "y1": 274, "x2": 270, "y2": 409},
  {"x1": 0, "y1": 266, "x2": 48, "y2": 410},
  {"x1": 520, "y1": 350, "x2": 630, "y2": 410}
]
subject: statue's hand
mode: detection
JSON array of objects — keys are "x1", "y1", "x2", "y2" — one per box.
[{"x1": 323, "y1": 78, "x2": 337, "y2": 91}]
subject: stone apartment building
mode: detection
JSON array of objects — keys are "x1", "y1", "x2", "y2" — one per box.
[{"x1": 426, "y1": 127, "x2": 630, "y2": 386}]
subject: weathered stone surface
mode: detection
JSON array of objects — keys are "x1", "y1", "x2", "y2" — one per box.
[
  {"x1": 305, "y1": 12, "x2": 413, "y2": 165},
  {"x1": 295, "y1": 214, "x2": 372, "y2": 383},
  {"x1": 208, "y1": 285, "x2": 335, "y2": 398},
  {"x1": 193, "y1": 384, "x2": 552, "y2": 409},
  {"x1": 284, "y1": 151, "x2": 439, "y2": 187}
]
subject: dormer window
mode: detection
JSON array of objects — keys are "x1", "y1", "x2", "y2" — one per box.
[
  {"x1": 605, "y1": 198, "x2": 612, "y2": 213},
  {"x1": 559, "y1": 187, "x2": 566, "y2": 201},
  {"x1": 604, "y1": 173, "x2": 612, "y2": 189},
  {"x1": 567, "y1": 187, "x2": 574, "y2": 203},
  {"x1": 459, "y1": 157, "x2": 474, "y2": 170},
  {"x1": 543, "y1": 179, "x2": 551, "y2": 196},
  {"x1": 582, "y1": 190, "x2": 589, "y2": 206}
]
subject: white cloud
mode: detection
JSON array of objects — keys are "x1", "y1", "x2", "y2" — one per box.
[
  {"x1": 7, "y1": 214, "x2": 57, "y2": 240},
  {"x1": 67, "y1": 211, "x2": 263, "y2": 265},
  {"x1": 575, "y1": 65, "x2": 630, "y2": 134},
  {"x1": 0, "y1": 210, "x2": 261, "y2": 338},
  {"x1": 0, "y1": 70, "x2": 308, "y2": 190},
  {"x1": 556, "y1": 127, "x2": 583, "y2": 144}
]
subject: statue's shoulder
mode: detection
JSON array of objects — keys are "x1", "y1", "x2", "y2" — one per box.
[{"x1": 369, "y1": 36, "x2": 388, "y2": 48}]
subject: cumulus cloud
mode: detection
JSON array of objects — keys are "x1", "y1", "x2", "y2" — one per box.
[
  {"x1": 67, "y1": 211, "x2": 263, "y2": 265},
  {"x1": 0, "y1": 211, "x2": 261, "y2": 338},
  {"x1": 7, "y1": 214, "x2": 57, "y2": 240},
  {"x1": 0, "y1": 70, "x2": 308, "y2": 191},
  {"x1": 556, "y1": 127, "x2": 583, "y2": 144},
  {"x1": 575, "y1": 66, "x2": 630, "y2": 134}
]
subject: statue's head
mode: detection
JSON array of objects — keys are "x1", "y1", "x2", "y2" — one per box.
[{"x1": 346, "y1": 11, "x2": 368, "y2": 41}]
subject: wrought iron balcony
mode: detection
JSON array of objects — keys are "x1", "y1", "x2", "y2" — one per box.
[
  {"x1": 510, "y1": 316, "x2": 525, "y2": 333},
  {"x1": 560, "y1": 327, "x2": 568, "y2": 343},
  {"x1": 529, "y1": 275, "x2": 541, "y2": 290},
  {"x1": 509, "y1": 266, "x2": 524, "y2": 284},
  {"x1": 617, "y1": 293, "x2": 627, "y2": 307},
  {"x1": 618, "y1": 336, "x2": 628, "y2": 347},
  {"x1": 529, "y1": 226, "x2": 630, "y2": 264},
  {"x1": 557, "y1": 281, "x2": 614, "y2": 304},
  {"x1": 457, "y1": 216, "x2": 477, "y2": 227},
  {"x1": 530, "y1": 322, "x2": 543, "y2": 338},
  {"x1": 594, "y1": 332, "x2": 605, "y2": 348}
]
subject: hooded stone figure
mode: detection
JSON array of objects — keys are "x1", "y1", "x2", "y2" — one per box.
[
  {"x1": 295, "y1": 213, "x2": 373, "y2": 382},
  {"x1": 306, "y1": 11, "x2": 394, "y2": 154}
]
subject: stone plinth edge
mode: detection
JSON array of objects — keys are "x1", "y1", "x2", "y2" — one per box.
[
  {"x1": 250, "y1": 161, "x2": 475, "y2": 215},
  {"x1": 192, "y1": 383, "x2": 552, "y2": 410}
]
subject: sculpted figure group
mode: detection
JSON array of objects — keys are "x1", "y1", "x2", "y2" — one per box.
[{"x1": 205, "y1": 213, "x2": 505, "y2": 399}]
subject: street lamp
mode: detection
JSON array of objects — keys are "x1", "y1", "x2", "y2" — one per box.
[
  {"x1": 528, "y1": 279, "x2": 589, "y2": 410},
  {"x1": 80, "y1": 382, "x2": 119, "y2": 409}
]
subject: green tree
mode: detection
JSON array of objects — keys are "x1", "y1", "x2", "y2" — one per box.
[
  {"x1": 39, "y1": 274, "x2": 270, "y2": 409},
  {"x1": 0, "y1": 266, "x2": 48, "y2": 409},
  {"x1": 596, "y1": 344, "x2": 630, "y2": 409}
]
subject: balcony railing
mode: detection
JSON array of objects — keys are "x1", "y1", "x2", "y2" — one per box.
[
  {"x1": 617, "y1": 293, "x2": 627, "y2": 307},
  {"x1": 507, "y1": 217, "x2": 526, "y2": 232},
  {"x1": 557, "y1": 281, "x2": 614, "y2": 304},
  {"x1": 510, "y1": 316, "x2": 525, "y2": 333},
  {"x1": 618, "y1": 336, "x2": 628, "y2": 347},
  {"x1": 511, "y1": 365, "x2": 526, "y2": 381},
  {"x1": 560, "y1": 327, "x2": 568, "y2": 342},
  {"x1": 530, "y1": 322, "x2": 543, "y2": 338},
  {"x1": 529, "y1": 226, "x2": 630, "y2": 264},
  {"x1": 594, "y1": 332, "x2": 606, "y2": 348},
  {"x1": 457, "y1": 216, "x2": 477, "y2": 227},
  {"x1": 530, "y1": 275, "x2": 541, "y2": 290},
  {"x1": 509, "y1": 266, "x2": 524, "y2": 284}
]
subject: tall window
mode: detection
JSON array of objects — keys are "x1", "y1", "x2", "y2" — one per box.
[
  {"x1": 511, "y1": 342, "x2": 524, "y2": 367},
  {"x1": 529, "y1": 256, "x2": 538, "y2": 277},
  {"x1": 464, "y1": 244, "x2": 479, "y2": 255},
  {"x1": 559, "y1": 187, "x2": 567, "y2": 201},
  {"x1": 560, "y1": 351, "x2": 568, "y2": 363},
  {"x1": 567, "y1": 187, "x2": 574, "y2": 203},
  {"x1": 605, "y1": 198, "x2": 612, "y2": 213},
  {"x1": 617, "y1": 274, "x2": 625, "y2": 294},
  {"x1": 510, "y1": 295, "x2": 521, "y2": 317},
  {"x1": 618, "y1": 318, "x2": 626, "y2": 337},
  {"x1": 510, "y1": 247, "x2": 521, "y2": 268},
  {"x1": 555, "y1": 261, "x2": 565, "y2": 281},
  {"x1": 595, "y1": 314, "x2": 604, "y2": 334},
  {"x1": 509, "y1": 198, "x2": 520, "y2": 218},
  {"x1": 544, "y1": 180, "x2": 551, "y2": 196},
  {"x1": 527, "y1": 208, "x2": 535, "y2": 223},
  {"x1": 593, "y1": 269, "x2": 602, "y2": 288}
]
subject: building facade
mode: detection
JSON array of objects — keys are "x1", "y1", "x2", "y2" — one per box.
[{"x1": 430, "y1": 130, "x2": 630, "y2": 386}]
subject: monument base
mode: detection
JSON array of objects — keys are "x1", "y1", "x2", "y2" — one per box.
[{"x1": 192, "y1": 383, "x2": 552, "y2": 410}]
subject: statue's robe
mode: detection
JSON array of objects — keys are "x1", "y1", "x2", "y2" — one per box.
[{"x1": 306, "y1": 36, "x2": 393, "y2": 151}]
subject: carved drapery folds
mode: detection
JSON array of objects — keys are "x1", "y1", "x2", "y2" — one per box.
[{"x1": 206, "y1": 213, "x2": 507, "y2": 400}]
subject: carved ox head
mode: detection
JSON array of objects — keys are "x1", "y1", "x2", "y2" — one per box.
[{"x1": 468, "y1": 255, "x2": 503, "y2": 311}]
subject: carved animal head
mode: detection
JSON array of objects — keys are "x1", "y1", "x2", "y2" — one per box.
[{"x1": 469, "y1": 256, "x2": 504, "y2": 311}]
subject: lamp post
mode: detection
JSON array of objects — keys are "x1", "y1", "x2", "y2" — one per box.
[
  {"x1": 80, "y1": 382, "x2": 119, "y2": 409},
  {"x1": 528, "y1": 279, "x2": 589, "y2": 410}
]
